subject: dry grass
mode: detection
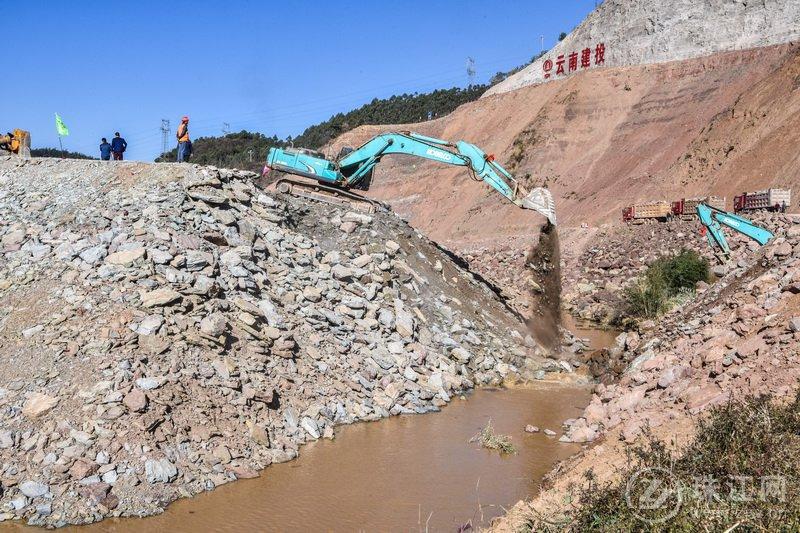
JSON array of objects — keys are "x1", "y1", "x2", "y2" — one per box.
[{"x1": 471, "y1": 420, "x2": 516, "y2": 454}]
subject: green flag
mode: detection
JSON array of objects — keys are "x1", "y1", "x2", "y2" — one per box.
[{"x1": 55, "y1": 113, "x2": 69, "y2": 136}]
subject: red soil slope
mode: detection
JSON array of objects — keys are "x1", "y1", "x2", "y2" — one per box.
[{"x1": 327, "y1": 44, "x2": 800, "y2": 250}]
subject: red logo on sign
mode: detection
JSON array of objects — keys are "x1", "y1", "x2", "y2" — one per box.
[{"x1": 543, "y1": 59, "x2": 553, "y2": 79}]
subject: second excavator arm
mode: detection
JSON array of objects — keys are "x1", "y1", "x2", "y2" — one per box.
[{"x1": 696, "y1": 202, "x2": 774, "y2": 259}]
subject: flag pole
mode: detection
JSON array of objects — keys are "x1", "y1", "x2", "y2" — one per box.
[{"x1": 58, "y1": 135, "x2": 64, "y2": 154}]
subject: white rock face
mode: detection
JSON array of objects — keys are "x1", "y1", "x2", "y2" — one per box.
[{"x1": 485, "y1": 0, "x2": 800, "y2": 96}]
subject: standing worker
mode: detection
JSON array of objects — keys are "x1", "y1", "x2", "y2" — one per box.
[
  {"x1": 111, "y1": 132, "x2": 127, "y2": 161},
  {"x1": 99, "y1": 138, "x2": 112, "y2": 161},
  {"x1": 176, "y1": 116, "x2": 192, "y2": 162}
]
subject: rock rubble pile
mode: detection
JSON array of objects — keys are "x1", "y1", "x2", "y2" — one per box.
[
  {"x1": 0, "y1": 158, "x2": 545, "y2": 526},
  {"x1": 560, "y1": 213, "x2": 800, "y2": 444}
]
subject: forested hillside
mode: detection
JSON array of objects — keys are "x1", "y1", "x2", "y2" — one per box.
[
  {"x1": 156, "y1": 85, "x2": 486, "y2": 170},
  {"x1": 30, "y1": 148, "x2": 94, "y2": 160}
]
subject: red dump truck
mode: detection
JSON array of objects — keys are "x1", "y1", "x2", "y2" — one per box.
[
  {"x1": 671, "y1": 196, "x2": 726, "y2": 219},
  {"x1": 733, "y1": 189, "x2": 791, "y2": 212},
  {"x1": 622, "y1": 201, "x2": 673, "y2": 222}
]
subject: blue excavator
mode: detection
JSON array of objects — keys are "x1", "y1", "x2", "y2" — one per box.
[
  {"x1": 696, "y1": 202, "x2": 774, "y2": 260},
  {"x1": 263, "y1": 131, "x2": 557, "y2": 225}
]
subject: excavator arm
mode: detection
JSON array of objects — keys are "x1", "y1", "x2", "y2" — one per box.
[
  {"x1": 266, "y1": 131, "x2": 556, "y2": 225},
  {"x1": 696, "y1": 202, "x2": 774, "y2": 259},
  {"x1": 337, "y1": 132, "x2": 556, "y2": 222}
]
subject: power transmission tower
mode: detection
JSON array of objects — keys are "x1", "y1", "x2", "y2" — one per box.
[
  {"x1": 466, "y1": 57, "x2": 476, "y2": 86},
  {"x1": 222, "y1": 122, "x2": 230, "y2": 135},
  {"x1": 160, "y1": 119, "x2": 171, "y2": 156}
]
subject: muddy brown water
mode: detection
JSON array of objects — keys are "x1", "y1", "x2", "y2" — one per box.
[
  {"x1": 561, "y1": 314, "x2": 621, "y2": 352},
  {"x1": 5, "y1": 386, "x2": 589, "y2": 533}
]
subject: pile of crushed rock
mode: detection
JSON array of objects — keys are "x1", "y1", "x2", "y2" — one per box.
[{"x1": 0, "y1": 157, "x2": 563, "y2": 527}]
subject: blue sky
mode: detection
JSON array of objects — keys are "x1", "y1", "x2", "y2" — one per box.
[{"x1": 4, "y1": 1, "x2": 597, "y2": 160}]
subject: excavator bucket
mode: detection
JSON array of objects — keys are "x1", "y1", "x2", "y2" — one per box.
[{"x1": 522, "y1": 187, "x2": 557, "y2": 226}]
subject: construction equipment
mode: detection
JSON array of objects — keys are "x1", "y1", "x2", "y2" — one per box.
[
  {"x1": 696, "y1": 202, "x2": 774, "y2": 260},
  {"x1": 0, "y1": 129, "x2": 31, "y2": 158},
  {"x1": 733, "y1": 188, "x2": 791, "y2": 213},
  {"x1": 672, "y1": 196, "x2": 725, "y2": 219},
  {"x1": 264, "y1": 131, "x2": 557, "y2": 225}
]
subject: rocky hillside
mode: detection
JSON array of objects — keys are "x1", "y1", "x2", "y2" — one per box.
[
  {"x1": 493, "y1": 212, "x2": 800, "y2": 531},
  {"x1": 0, "y1": 157, "x2": 559, "y2": 527},
  {"x1": 560, "y1": 211, "x2": 789, "y2": 325},
  {"x1": 486, "y1": 0, "x2": 800, "y2": 96}
]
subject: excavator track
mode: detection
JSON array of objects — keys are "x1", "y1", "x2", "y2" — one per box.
[{"x1": 272, "y1": 176, "x2": 386, "y2": 214}]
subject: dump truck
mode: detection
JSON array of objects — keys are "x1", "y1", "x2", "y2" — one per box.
[
  {"x1": 622, "y1": 201, "x2": 672, "y2": 222},
  {"x1": 733, "y1": 189, "x2": 791, "y2": 212},
  {"x1": 672, "y1": 196, "x2": 726, "y2": 219}
]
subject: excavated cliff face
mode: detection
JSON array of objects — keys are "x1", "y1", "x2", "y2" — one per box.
[
  {"x1": 328, "y1": 45, "x2": 800, "y2": 238},
  {"x1": 486, "y1": 0, "x2": 800, "y2": 96},
  {"x1": 326, "y1": 44, "x2": 800, "y2": 317}
]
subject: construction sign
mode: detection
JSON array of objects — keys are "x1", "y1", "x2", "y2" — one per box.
[
  {"x1": 55, "y1": 113, "x2": 70, "y2": 136},
  {"x1": 543, "y1": 43, "x2": 606, "y2": 79}
]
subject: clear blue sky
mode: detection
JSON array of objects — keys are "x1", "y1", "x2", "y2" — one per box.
[{"x1": 4, "y1": 1, "x2": 597, "y2": 161}]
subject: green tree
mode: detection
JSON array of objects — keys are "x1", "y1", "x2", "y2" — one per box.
[{"x1": 30, "y1": 148, "x2": 94, "y2": 160}]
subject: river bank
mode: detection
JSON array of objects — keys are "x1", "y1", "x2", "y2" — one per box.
[{"x1": 0, "y1": 385, "x2": 588, "y2": 532}]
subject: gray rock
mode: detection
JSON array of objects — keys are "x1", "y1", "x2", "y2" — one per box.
[
  {"x1": 145, "y1": 458, "x2": 178, "y2": 484},
  {"x1": 300, "y1": 417, "x2": 320, "y2": 439},
  {"x1": 19, "y1": 481, "x2": 49, "y2": 498},
  {"x1": 136, "y1": 315, "x2": 164, "y2": 335},
  {"x1": 185, "y1": 250, "x2": 212, "y2": 271},
  {"x1": 79, "y1": 244, "x2": 108, "y2": 265},
  {"x1": 394, "y1": 301, "x2": 415, "y2": 338},
  {"x1": 148, "y1": 248, "x2": 173, "y2": 264},
  {"x1": 0, "y1": 430, "x2": 13, "y2": 449},
  {"x1": 135, "y1": 377, "x2": 163, "y2": 390},
  {"x1": 200, "y1": 313, "x2": 227, "y2": 337}
]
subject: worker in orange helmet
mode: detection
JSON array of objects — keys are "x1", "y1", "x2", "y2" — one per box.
[{"x1": 176, "y1": 116, "x2": 192, "y2": 162}]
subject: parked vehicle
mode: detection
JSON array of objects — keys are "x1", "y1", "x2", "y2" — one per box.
[
  {"x1": 733, "y1": 189, "x2": 791, "y2": 212},
  {"x1": 622, "y1": 201, "x2": 672, "y2": 222},
  {"x1": 672, "y1": 196, "x2": 725, "y2": 219}
]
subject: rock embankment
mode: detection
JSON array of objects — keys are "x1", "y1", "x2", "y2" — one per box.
[
  {"x1": 563, "y1": 212, "x2": 800, "y2": 443},
  {"x1": 561, "y1": 213, "x2": 789, "y2": 325},
  {"x1": 491, "y1": 213, "x2": 800, "y2": 530},
  {"x1": 0, "y1": 157, "x2": 549, "y2": 527}
]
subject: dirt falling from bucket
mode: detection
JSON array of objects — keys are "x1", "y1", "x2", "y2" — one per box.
[{"x1": 525, "y1": 224, "x2": 562, "y2": 351}]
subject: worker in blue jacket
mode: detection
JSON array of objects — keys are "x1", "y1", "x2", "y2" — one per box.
[
  {"x1": 110, "y1": 132, "x2": 127, "y2": 161},
  {"x1": 99, "y1": 138, "x2": 112, "y2": 161}
]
